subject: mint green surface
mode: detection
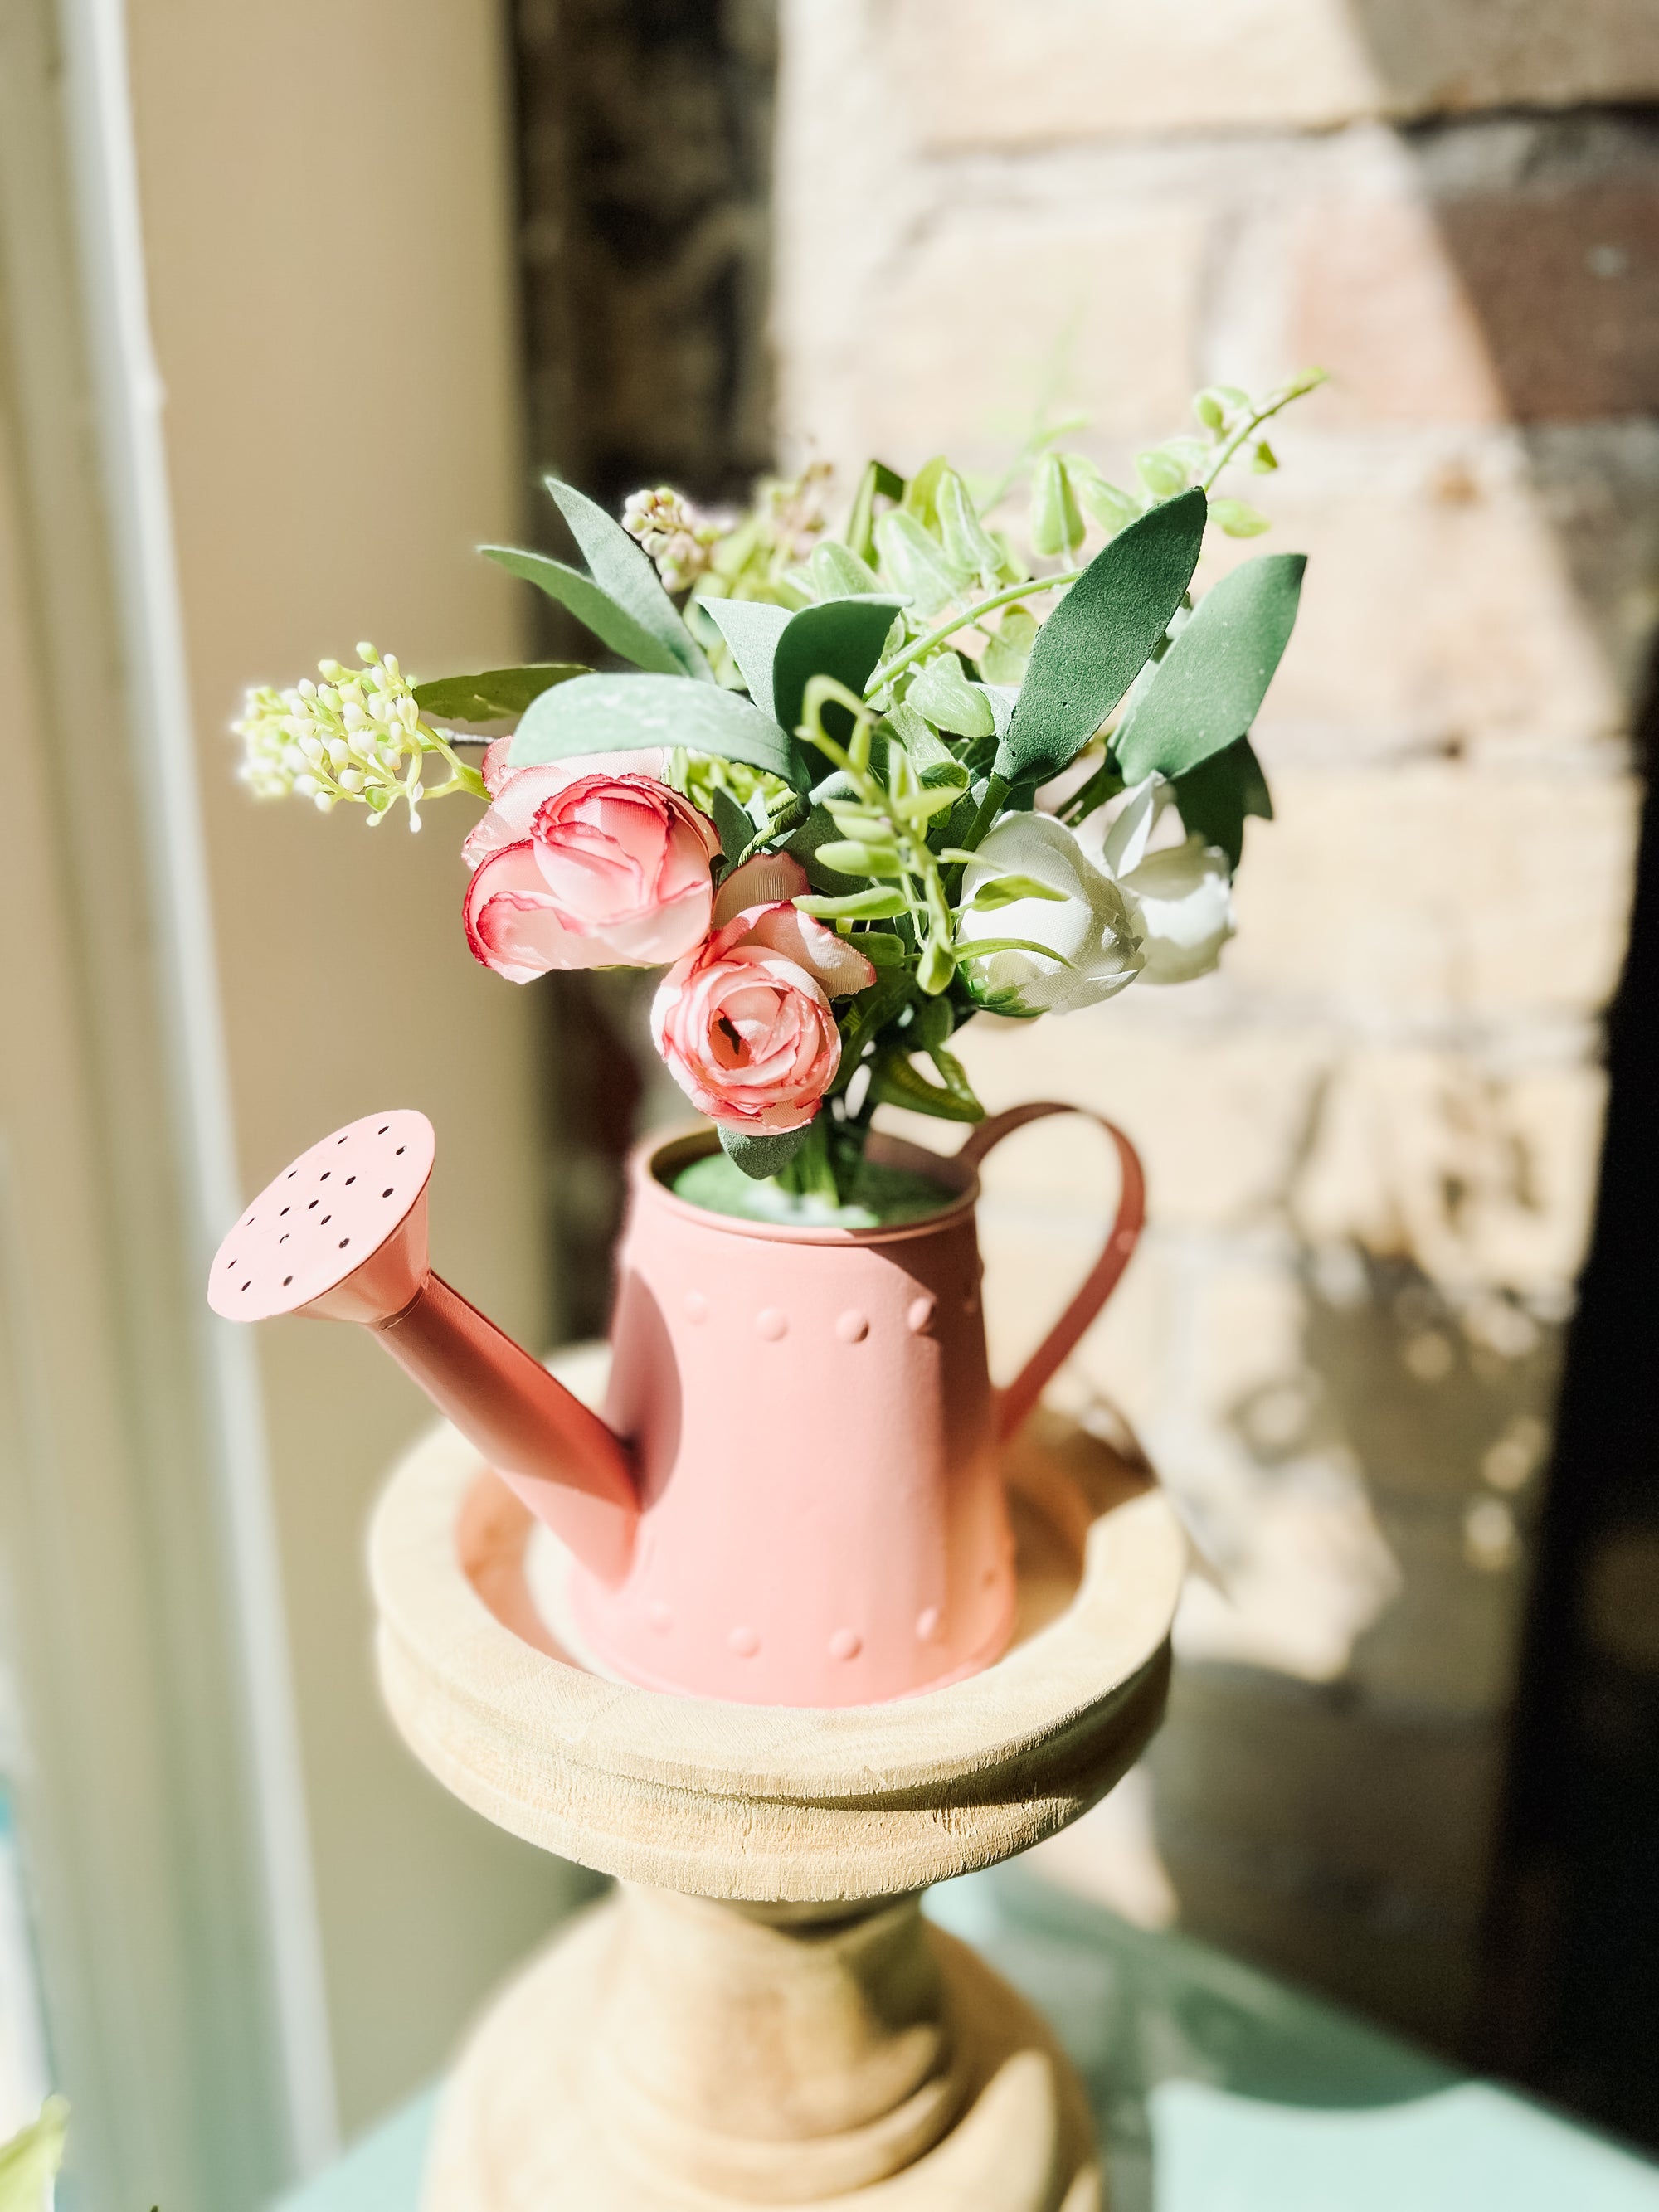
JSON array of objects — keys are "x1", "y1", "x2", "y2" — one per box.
[
  {"x1": 278, "y1": 1869, "x2": 1659, "y2": 2212},
  {"x1": 671, "y1": 1150, "x2": 953, "y2": 1228}
]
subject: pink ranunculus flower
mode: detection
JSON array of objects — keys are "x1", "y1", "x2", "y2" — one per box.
[
  {"x1": 651, "y1": 902, "x2": 877, "y2": 1133},
  {"x1": 463, "y1": 745, "x2": 666, "y2": 868},
  {"x1": 464, "y1": 771, "x2": 717, "y2": 984}
]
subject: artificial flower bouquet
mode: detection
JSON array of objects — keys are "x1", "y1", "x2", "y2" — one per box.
[{"x1": 236, "y1": 375, "x2": 1321, "y2": 1224}]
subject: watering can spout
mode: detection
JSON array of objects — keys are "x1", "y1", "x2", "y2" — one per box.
[{"x1": 207, "y1": 1111, "x2": 638, "y2": 1586}]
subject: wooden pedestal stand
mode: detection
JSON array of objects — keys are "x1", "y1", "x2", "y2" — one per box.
[{"x1": 369, "y1": 1350, "x2": 1185, "y2": 2212}]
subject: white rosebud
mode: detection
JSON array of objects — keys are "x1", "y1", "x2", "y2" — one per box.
[{"x1": 956, "y1": 814, "x2": 1144, "y2": 1014}]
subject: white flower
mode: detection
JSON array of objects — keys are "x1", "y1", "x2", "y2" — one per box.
[
  {"x1": 956, "y1": 813, "x2": 1144, "y2": 1015},
  {"x1": 1097, "y1": 778, "x2": 1235, "y2": 984}
]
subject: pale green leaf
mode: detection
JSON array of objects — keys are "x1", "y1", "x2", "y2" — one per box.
[
  {"x1": 1115, "y1": 552, "x2": 1306, "y2": 784},
  {"x1": 411, "y1": 663, "x2": 588, "y2": 722},
  {"x1": 1210, "y1": 498, "x2": 1272, "y2": 538},
  {"x1": 509, "y1": 672, "x2": 803, "y2": 787},
  {"x1": 701, "y1": 600, "x2": 791, "y2": 717},
  {"x1": 720, "y1": 1122, "x2": 811, "y2": 1179},
  {"x1": 874, "y1": 511, "x2": 966, "y2": 615},
  {"x1": 481, "y1": 546, "x2": 688, "y2": 676},
  {"x1": 542, "y1": 475, "x2": 710, "y2": 679},
  {"x1": 908, "y1": 653, "x2": 995, "y2": 738}
]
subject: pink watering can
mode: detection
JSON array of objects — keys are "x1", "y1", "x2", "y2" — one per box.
[{"x1": 208, "y1": 1105, "x2": 1142, "y2": 1706}]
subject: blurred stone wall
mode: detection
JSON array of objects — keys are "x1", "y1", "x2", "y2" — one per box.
[
  {"x1": 771, "y1": 0, "x2": 1659, "y2": 2052},
  {"x1": 511, "y1": 0, "x2": 780, "y2": 1332}
]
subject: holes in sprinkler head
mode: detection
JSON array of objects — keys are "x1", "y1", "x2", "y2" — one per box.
[
  {"x1": 338, "y1": 1237, "x2": 349, "y2": 1250},
  {"x1": 319, "y1": 1171, "x2": 330, "y2": 1182},
  {"x1": 286, "y1": 1169, "x2": 297, "y2": 1179},
  {"x1": 382, "y1": 1188, "x2": 393, "y2": 1198},
  {"x1": 337, "y1": 1135, "x2": 348, "y2": 1145},
  {"x1": 241, "y1": 1281, "x2": 251, "y2": 1293},
  {"x1": 377, "y1": 1125, "x2": 388, "y2": 1135},
  {"x1": 283, "y1": 1275, "x2": 293, "y2": 1287},
  {"x1": 279, "y1": 1233, "x2": 289, "y2": 1244},
  {"x1": 308, "y1": 1199, "x2": 319, "y2": 1210},
  {"x1": 395, "y1": 1146, "x2": 405, "y2": 1156},
  {"x1": 344, "y1": 1175, "x2": 355, "y2": 1185},
  {"x1": 280, "y1": 1206, "x2": 289, "y2": 1217},
  {"x1": 320, "y1": 1215, "x2": 331, "y2": 1226}
]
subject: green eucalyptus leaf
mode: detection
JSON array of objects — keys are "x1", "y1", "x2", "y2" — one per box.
[
  {"x1": 701, "y1": 599, "x2": 791, "y2": 717},
  {"x1": 1114, "y1": 552, "x2": 1306, "y2": 785},
  {"x1": 1064, "y1": 459, "x2": 1141, "y2": 538},
  {"x1": 1171, "y1": 734, "x2": 1274, "y2": 869},
  {"x1": 901, "y1": 455, "x2": 951, "y2": 529},
  {"x1": 719, "y1": 1122, "x2": 812, "y2": 1179},
  {"x1": 845, "y1": 459, "x2": 906, "y2": 563},
  {"x1": 874, "y1": 511, "x2": 966, "y2": 615},
  {"x1": 411, "y1": 663, "x2": 589, "y2": 722},
  {"x1": 936, "y1": 469, "x2": 1002, "y2": 581},
  {"x1": 1252, "y1": 440, "x2": 1280, "y2": 474},
  {"x1": 794, "y1": 886, "x2": 910, "y2": 918},
  {"x1": 965, "y1": 873, "x2": 1069, "y2": 910},
  {"x1": 542, "y1": 475, "x2": 710, "y2": 680},
  {"x1": 1135, "y1": 448, "x2": 1190, "y2": 500},
  {"x1": 855, "y1": 931, "x2": 907, "y2": 965},
  {"x1": 1210, "y1": 498, "x2": 1272, "y2": 538},
  {"x1": 509, "y1": 672, "x2": 804, "y2": 787},
  {"x1": 887, "y1": 697, "x2": 957, "y2": 772},
  {"x1": 980, "y1": 605, "x2": 1037, "y2": 685},
  {"x1": 710, "y1": 784, "x2": 755, "y2": 865},
  {"x1": 996, "y1": 485, "x2": 1207, "y2": 785},
  {"x1": 1030, "y1": 451, "x2": 1085, "y2": 559},
  {"x1": 870, "y1": 1048, "x2": 984, "y2": 1123},
  {"x1": 482, "y1": 546, "x2": 689, "y2": 677},
  {"x1": 816, "y1": 839, "x2": 903, "y2": 878},
  {"x1": 807, "y1": 539, "x2": 883, "y2": 600},
  {"x1": 772, "y1": 596, "x2": 907, "y2": 739},
  {"x1": 909, "y1": 654, "x2": 995, "y2": 738}
]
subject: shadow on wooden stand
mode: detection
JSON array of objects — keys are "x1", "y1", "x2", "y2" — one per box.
[{"x1": 369, "y1": 1349, "x2": 1185, "y2": 2210}]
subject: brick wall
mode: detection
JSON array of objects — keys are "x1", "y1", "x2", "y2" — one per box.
[{"x1": 771, "y1": 0, "x2": 1659, "y2": 2049}]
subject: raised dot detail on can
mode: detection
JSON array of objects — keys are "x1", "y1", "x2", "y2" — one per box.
[
  {"x1": 915, "y1": 1607, "x2": 941, "y2": 1643},
  {"x1": 907, "y1": 1294, "x2": 936, "y2": 1334},
  {"x1": 646, "y1": 1600, "x2": 672, "y2": 1635},
  {"x1": 835, "y1": 1309, "x2": 869, "y2": 1344},
  {"x1": 755, "y1": 1307, "x2": 787, "y2": 1341},
  {"x1": 828, "y1": 1628, "x2": 862, "y2": 1662},
  {"x1": 683, "y1": 1291, "x2": 709, "y2": 1324},
  {"x1": 728, "y1": 1626, "x2": 761, "y2": 1657}
]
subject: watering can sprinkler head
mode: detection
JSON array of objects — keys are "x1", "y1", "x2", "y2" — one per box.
[{"x1": 208, "y1": 1110, "x2": 639, "y2": 1585}]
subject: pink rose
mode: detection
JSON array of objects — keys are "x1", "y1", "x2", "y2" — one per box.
[
  {"x1": 464, "y1": 771, "x2": 717, "y2": 984},
  {"x1": 464, "y1": 745, "x2": 666, "y2": 868},
  {"x1": 650, "y1": 901, "x2": 877, "y2": 1133}
]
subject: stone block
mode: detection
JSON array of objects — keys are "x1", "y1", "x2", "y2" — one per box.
[
  {"x1": 1290, "y1": 1049, "x2": 1610, "y2": 1293},
  {"x1": 1290, "y1": 162, "x2": 1659, "y2": 428},
  {"x1": 1228, "y1": 766, "x2": 1637, "y2": 1022},
  {"x1": 783, "y1": 204, "x2": 1209, "y2": 477},
  {"x1": 871, "y1": 0, "x2": 1659, "y2": 150},
  {"x1": 942, "y1": 1022, "x2": 1332, "y2": 1232}
]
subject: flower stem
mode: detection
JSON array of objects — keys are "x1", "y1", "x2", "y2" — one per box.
[
  {"x1": 1199, "y1": 372, "x2": 1327, "y2": 492},
  {"x1": 864, "y1": 569, "x2": 1087, "y2": 699}
]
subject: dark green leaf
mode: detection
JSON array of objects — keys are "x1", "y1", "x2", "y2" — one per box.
[
  {"x1": 542, "y1": 475, "x2": 710, "y2": 680},
  {"x1": 481, "y1": 546, "x2": 688, "y2": 677},
  {"x1": 772, "y1": 596, "x2": 907, "y2": 740},
  {"x1": 710, "y1": 785, "x2": 754, "y2": 866},
  {"x1": 1114, "y1": 552, "x2": 1306, "y2": 785},
  {"x1": 701, "y1": 600, "x2": 791, "y2": 717},
  {"x1": 996, "y1": 485, "x2": 1207, "y2": 785},
  {"x1": 720, "y1": 1123, "x2": 812, "y2": 1179},
  {"x1": 411, "y1": 663, "x2": 589, "y2": 722},
  {"x1": 1171, "y1": 735, "x2": 1274, "y2": 869},
  {"x1": 508, "y1": 673, "x2": 805, "y2": 788},
  {"x1": 869, "y1": 1048, "x2": 984, "y2": 1122}
]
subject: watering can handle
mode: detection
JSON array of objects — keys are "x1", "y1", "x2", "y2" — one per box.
[{"x1": 956, "y1": 1102, "x2": 1146, "y2": 1444}]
